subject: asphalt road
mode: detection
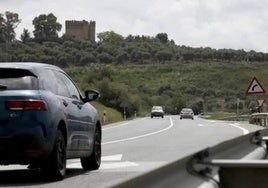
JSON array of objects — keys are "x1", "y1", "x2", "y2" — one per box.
[{"x1": 0, "y1": 115, "x2": 263, "y2": 188}]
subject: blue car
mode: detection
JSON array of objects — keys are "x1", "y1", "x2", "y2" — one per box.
[{"x1": 0, "y1": 62, "x2": 101, "y2": 180}]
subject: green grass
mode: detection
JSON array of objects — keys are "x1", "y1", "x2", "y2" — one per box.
[
  {"x1": 91, "y1": 101, "x2": 124, "y2": 125},
  {"x1": 203, "y1": 111, "x2": 237, "y2": 120}
]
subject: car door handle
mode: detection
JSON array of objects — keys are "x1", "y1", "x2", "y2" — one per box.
[
  {"x1": 72, "y1": 100, "x2": 82, "y2": 109},
  {"x1": 62, "y1": 100, "x2": 68, "y2": 107}
]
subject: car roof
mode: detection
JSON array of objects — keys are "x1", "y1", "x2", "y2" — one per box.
[
  {"x1": 0, "y1": 62, "x2": 62, "y2": 72},
  {"x1": 182, "y1": 108, "x2": 193, "y2": 111}
]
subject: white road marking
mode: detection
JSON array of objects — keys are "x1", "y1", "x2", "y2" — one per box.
[
  {"x1": 0, "y1": 165, "x2": 26, "y2": 170},
  {"x1": 199, "y1": 121, "x2": 249, "y2": 135},
  {"x1": 0, "y1": 154, "x2": 134, "y2": 171},
  {"x1": 229, "y1": 122, "x2": 249, "y2": 135},
  {"x1": 102, "y1": 122, "x2": 131, "y2": 131},
  {"x1": 206, "y1": 120, "x2": 216, "y2": 123},
  {"x1": 67, "y1": 154, "x2": 139, "y2": 170},
  {"x1": 102, "y1": 118, "x2": 147, "y2": 131},
  {"x1": 198, "y1": 124, "x2": 215, "y2": 127},
  {"x1": 100, "y1": 161, "x2": 139, "y2": 170},
  {"x1": 102, "y1": 117, "x2": 174, "y2": 145},
  {"x1": 102, "y1": 154, "x2": 122, "y2": 161}
]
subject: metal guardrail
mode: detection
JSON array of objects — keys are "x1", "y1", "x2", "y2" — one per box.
[
  {"x1": 218, "y1": 115, "x2": 250, "y2": 121},
  {"x1": 251, "y1": 113, "x2": 268, "y2": 126},
  {"x1": 111, "y1": 129, "x2": 268, "y2": 188}
]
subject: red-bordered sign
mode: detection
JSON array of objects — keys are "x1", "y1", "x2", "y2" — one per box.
[
  {"x1": 246, "y1": 77, "x2": 266, "y2": 94},
  {"x1": 257, "y1": 99, "x2": 265, "y2": 107}
]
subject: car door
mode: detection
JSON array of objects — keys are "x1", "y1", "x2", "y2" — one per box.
[{"x1": 54, "y1": 71, "x2": 95, "y2": 151}]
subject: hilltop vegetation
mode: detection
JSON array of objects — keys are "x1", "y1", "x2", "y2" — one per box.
[{"x1": 1, "y1": 11, "x2": 268, "y2": 118}]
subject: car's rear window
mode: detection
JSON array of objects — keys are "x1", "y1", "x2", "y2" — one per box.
[{"x1": 0, "y1": 68, "x2": 38, "y2": 90}]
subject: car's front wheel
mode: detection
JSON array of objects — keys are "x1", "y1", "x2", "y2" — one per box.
[
  {"x1": 41, "y1": 130, "x2": 66, "y2": 181},
  {"x1": 81, "y1": 126, "x2": 101, "y2": 171}
]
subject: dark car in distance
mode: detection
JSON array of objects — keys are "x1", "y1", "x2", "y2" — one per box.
[
  {"x1": 180, "y1": 108, "x2": 194, "y2": 120},
  {"x1": 151, "y1": 106, "x2": 164, "y2": 118},
  {"x1": 0, "y1": 62, "x2": 101, "y2": 181}
]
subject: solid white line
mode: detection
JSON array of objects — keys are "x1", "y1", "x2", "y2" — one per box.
[
  {"x1": 102, "y1": 117, "x2": 174, "y2": 145},
  {"x1": 229, "y1": 123, "x2": 249, "y2": 135},
  {"x1": 102, "y1": 118, "x2": 147, "y2": 131},
  {"x1": 102, "y1": 122, "x2": 131, "y2": 131}
]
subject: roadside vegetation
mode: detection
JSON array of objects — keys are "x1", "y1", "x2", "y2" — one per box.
[{"x1": 1, "y1": 11, "x2": 268, "y2": 122}]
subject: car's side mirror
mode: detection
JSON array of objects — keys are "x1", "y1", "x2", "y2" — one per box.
[{"x1": 84, "y1": 90, "x2": 100, "y2": 102}]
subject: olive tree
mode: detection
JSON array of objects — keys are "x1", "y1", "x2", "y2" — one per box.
[
  {"x1": 0, "y1": 11, "x2": 21, "y2": 43},
  {"x1": 32, "y1": 13, "x2": 62, "y2": 42}
]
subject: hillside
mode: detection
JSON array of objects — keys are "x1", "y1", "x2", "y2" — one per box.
[{"x1": 66, "y1": 61, "x2": 268, "y2": 118}]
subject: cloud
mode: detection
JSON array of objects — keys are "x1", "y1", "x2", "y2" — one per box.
[{"x1": 1, "y1": 0, "x2": 268, "y2": 52}]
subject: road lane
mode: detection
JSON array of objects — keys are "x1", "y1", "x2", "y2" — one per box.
[
  {"x1": 102, "y1": 117, "x2": 173, "y2": 145},
  {"x1": 0, "y1": 116, "x2": 263, "y2": 188}
]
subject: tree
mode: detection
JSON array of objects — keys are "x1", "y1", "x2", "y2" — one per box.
[
  {"x1": 156, "y1": 33, "x2": 168, "y2": 44},
  {"x1": 116, "y1": 51, "x2": 129, "y2": 64},
  {"x1": 32, "y1": 13, "x2": 62, "y2": 42},
  {"x1": 97, "y1": 52, "x2": 114, "y2": 63},
  {"x1": 156, "y1": 50, "x2": 173, "y2": 62},
  {"x1": 20, "y1": 28, "x2": 31, "y2": 43},
  {"x1": 0, "y1": 11, "x2": 21, "y2": 43},
  {"x1": 97, "y1": 31, "x2": 124, "y2": 44}
]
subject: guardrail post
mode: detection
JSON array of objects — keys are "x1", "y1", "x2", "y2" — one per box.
[{"x1": 250, "y1": 113, "x2": 268, "y2": 126}]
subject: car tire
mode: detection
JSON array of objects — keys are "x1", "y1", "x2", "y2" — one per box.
[
  {"x1": 81, "y1": 126, "x2": 101, "y2": 171},
  {"x1": 41, "y1": 130, "x2": 66, "y2": 181}
]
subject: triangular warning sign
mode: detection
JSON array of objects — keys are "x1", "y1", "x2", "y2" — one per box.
[
  {"x1": 246, "y1": 77, "x2": 266, "y2": 94},
  {"x1": 257, "y1": 99, "x2": 265, "y2": 106}
]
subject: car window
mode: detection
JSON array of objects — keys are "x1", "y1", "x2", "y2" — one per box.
[
  {"x1": 39, "y1": 69, "x2": 70, "y2": 97},
  {"x1": 0, "y1": 68, "x2": 38, "y2": 90},
  {"x1": 39, "y1": 69, "x2": 58, "y2": 93},
  {"x1": 53, "y1": 70, "x2": 80, "y2": 100}
]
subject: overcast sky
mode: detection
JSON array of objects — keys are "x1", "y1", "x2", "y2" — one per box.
[{"x1": 1, "y1": 0, "x2": 268, "y2": 52}]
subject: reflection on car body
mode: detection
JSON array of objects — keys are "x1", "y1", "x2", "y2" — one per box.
[
  {"x1": 180, "y1": 108, "x2": 194, "y2": 120},
  {"x1": 0, "y1": 62, "x2": 101, "y2": 181}
]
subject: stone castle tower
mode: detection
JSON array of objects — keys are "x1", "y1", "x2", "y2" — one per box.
[{"x1": 65, "y1": 20, "x2": 96, "y2": 42}]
